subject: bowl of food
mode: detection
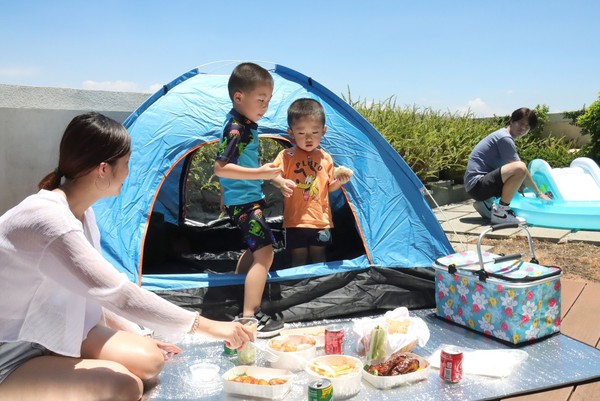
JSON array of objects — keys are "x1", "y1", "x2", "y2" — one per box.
[
  {"x1": 266, "y1": 334, "x2": 317, "y2": 371},
  {"x1": 305, "y1": 355, "x2": 363, "y2": 399},
  {"x1": 222, "y1": 365, "x2": 292, "y2": 400},
  {"x1": 362, "y1": 351, "x2": 430, "y2": 389}
]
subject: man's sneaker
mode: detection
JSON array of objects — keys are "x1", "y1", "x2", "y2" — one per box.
[
  {"x1": 472, "y1": 197, "x2": 495, "y2": 219},
  {"x1": 491, "y1": 203, "x2": 526, "y2": 225},
  {"x1": 254, "y1": 310, "x2": 284, "y2": 338}
]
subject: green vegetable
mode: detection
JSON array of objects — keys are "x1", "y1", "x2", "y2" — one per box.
[
  {"x1": 368, "y1": 325, "x2": 387, "y2": 361},
  {"x1": 238, "y1": 344, "x2": 256, "y2": 365}
]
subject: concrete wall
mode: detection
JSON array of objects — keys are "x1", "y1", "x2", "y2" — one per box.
[
  {"x1": 0, "y1": 83, "x2": 587, "y2": 214},
  {"x1": 542, "y1": 112, "x2": 587, "y2": 147},
  {"x1": 0, "y1": 84, "x2": 148, "y2": 214}
]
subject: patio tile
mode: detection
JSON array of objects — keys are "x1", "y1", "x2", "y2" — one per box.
[
  {"x1": 564, "y1": 230, "x2": 600, "y2": 245},
  {"x1": 443, "y1": 202, "x2": 477, "y2": 213},
  {"x1": 449, "y1": 241, "x2": 493, "y2": 253},
  {"x1": 445, "y1": 233, "x2": 479, "y2": 244},
  {"x1": 433, "y1": 210, "x2": 472, "y2": 222},
  {"x1": 441, "y1": 219, "x2": 482, "y2": 235}
]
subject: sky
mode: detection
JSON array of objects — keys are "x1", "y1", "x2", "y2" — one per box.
[{"x1": 1, "y1": 0, "x2": 599, "y2": 117}]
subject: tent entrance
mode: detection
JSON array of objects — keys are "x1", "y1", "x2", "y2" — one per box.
[{"x1": 141, "y1": 139, "x2": 366, "y2": 276}]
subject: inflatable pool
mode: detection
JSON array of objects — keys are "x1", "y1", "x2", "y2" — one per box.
[{"x1": 511, "y1": 157, "x2": 600, "y2": 230}]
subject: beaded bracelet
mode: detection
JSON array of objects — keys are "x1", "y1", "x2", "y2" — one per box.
[{"x1": 188, "y1": 311, "x2": 201, "y2": 334}]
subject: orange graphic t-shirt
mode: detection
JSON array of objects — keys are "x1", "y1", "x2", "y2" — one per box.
[{"x1": 273, "y1": 146, "x2": 335, "y2": 229}]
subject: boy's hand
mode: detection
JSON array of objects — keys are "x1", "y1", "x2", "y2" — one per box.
[
  {"x1": 278, "y1": 178, "x2": 296, "y2": 197},
  {"x1": 334, "y1": 173, "x2": 352, "y2": 185},
  {"x1": 259, "y1": 163, "x2": 282, "y2": 180},
  {"x1": 333, "y1": 166, "x2": 353, "y2": 185}
]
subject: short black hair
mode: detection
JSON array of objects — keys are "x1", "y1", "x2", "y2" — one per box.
[
  {"x1": 287, "y1": 98, "x2": 326, "y2": 127},
  {"x1": 227, "y1": 62, "x2": 273, "y2": 100},
  {"x1": 510, "y1": 107, "x2": 538, "y2": 131}
]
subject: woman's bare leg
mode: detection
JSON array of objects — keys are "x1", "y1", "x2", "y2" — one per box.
[
  {"x1": 0, "y1": 355, "x2": 143, "y2": 401},
  {"x1": 81, "y1": 325, "x2": 165, "y2": 380}
]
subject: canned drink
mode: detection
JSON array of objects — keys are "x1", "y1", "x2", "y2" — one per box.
[
  {"x1": 325, "y1": 324, "x2": 345, "y2": 355},
  {"x1": 223, "y1": 342, "x2": 237, "y2": 356},
  {"x1": 308, "y1": 378, "x2": 333, "y2": 401},
  {"x1": 440, "y1": 346, "x2": 463, "y2": 383}
]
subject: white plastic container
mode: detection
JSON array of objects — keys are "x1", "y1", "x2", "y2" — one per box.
[
  {"x1": 362, "y1": 353, "x2": 430, "y2": 390},
  {"x1": 221, "y1": 365, "x2": 292, "y2": 400},
  {"x1": 279, "y1": 325, "x2": 326, "y2": 347},
  {"x1": 305, "y1": 355, "x2": 363, "y2": 399},
  {"x1": 266, "y1": 334, "x2": 317, "y2": 371}
]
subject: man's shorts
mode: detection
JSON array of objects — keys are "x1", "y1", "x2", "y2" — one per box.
[
  {"x1": 0, "y1": 341, "x2": 51, "y2": 384},
  {"x1": 285, "y1": 227, "x2": 333, "y2": 250},
  {"x1": 225, "y1": 200, "x2": 277, "y2": 252},
  {"x1": 467, "y1": 168, "x2": 504, "y2": 201}
]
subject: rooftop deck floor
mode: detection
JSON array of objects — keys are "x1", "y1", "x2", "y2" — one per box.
[{"x1": 434, "y1": 200, "x2": 600, "y2": 400}]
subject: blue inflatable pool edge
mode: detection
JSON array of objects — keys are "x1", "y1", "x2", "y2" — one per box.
[
  {"x1": 508, "y1": 157, "x2": 600, "y2": 231},
  {"x1": 511, "y1": 193, "x2": 600, "y2": 231}
]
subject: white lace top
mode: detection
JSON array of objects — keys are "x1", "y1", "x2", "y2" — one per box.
[{"x1": 0, "y1": 190, "x2": 195, "y2": 357}]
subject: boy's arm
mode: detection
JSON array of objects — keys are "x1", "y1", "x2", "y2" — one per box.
[
  {"x1": 329, "y1": 180, "x2": 344, "y2": 193},
  {"x1": 271, "y1": 174, "x2": 296, "y2": 197},
  {"x1": 214, "y1": 160, "x2": 282, "y2": 180},
  {"x1": 329, "y1": 166, "x2": 353, "y2": 192},
  {"x1": 520, "y1": 165, "x2": 552, "y2": 200},
  {"x1": 270, "y1": 152, "x2": 296, "y2": 197}
]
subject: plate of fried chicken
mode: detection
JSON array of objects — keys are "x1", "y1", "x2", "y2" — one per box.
[{"x1": 362, "y1": 351, "x2": 430, "y2": 389}]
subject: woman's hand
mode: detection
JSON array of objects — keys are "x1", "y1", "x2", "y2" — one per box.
[
  {"x1": 155, "y1": 340, "x2": 183, "y2": 360},
  {"x1": 200, "y1": 320, "x2": 254, "y2": 349},
  {"x1": 221, "y1": 321, "x2": 254, "y2": 349}
]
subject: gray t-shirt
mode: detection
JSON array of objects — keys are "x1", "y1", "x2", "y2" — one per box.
[{"x1": 464, "y1": 127, "x2": 519, "y2": 192}]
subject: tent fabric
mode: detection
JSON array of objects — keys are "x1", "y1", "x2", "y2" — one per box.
[
  {"x1": 93, "y1": 64, "x2": 453, "y2": 295},
  {"x1": 158, "y1": 267, "x2": 438, "y2": 323}
]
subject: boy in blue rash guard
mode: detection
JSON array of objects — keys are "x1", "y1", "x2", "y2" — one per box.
[{"x1": 214, "y1": 62, "x2": 295, "y2": 337}]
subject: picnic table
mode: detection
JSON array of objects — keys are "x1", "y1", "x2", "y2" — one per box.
[{"x1": 145, "y1": 295, "x2": 600, "y2": 401}]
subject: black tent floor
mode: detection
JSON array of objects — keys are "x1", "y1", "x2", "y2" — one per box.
[
  {"x1": 144, "y1": 309, "x2": 600, "y2": 401},
  {"x1": 152, "y1": 266, "x2": 438, "y2": 323}
]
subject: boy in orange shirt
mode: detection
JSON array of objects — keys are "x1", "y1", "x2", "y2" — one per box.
[{"x1": 272, "y1": 98, "x2": 352, "y2": 267}]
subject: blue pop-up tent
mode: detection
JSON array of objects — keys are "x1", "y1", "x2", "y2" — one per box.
[{"x1": 93, "y1": 63, "x2": 453, "y2": 321}]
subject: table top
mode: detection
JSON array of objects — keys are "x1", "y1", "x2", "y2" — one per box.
[{"x1": 146, "y1": 309, "x2": 600, "y2": 401}]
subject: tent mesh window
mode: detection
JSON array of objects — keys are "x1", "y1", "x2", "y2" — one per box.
[{"x1": 142, "y1": 138, "x2": 365, "y2": 275}]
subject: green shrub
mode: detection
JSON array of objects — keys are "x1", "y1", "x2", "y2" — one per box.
[
  {"x1": 345, "y1": 95, "x2": 578, "y2": 183},
  {"x1": 575, "y1": 92, "x2": 600, "y2": 163},
  {"x1": 518, "y1": 136, "x2": 580, "y2": 167},
  {"x1": 185, "y1": 139, "x2": 286, "y2": 221}
]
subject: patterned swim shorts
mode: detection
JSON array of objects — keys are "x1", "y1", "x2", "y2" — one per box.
[{"x1": 225, "y1": 199, "x2": 277, "y2": 252}]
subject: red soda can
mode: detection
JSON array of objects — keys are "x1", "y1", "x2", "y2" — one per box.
[
  {"x1": 440, "y1": 346, "x2": 463, "y2": 383},
  {"x1": 325, "y1": 324, "x2": 345, "y2": 355}
]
